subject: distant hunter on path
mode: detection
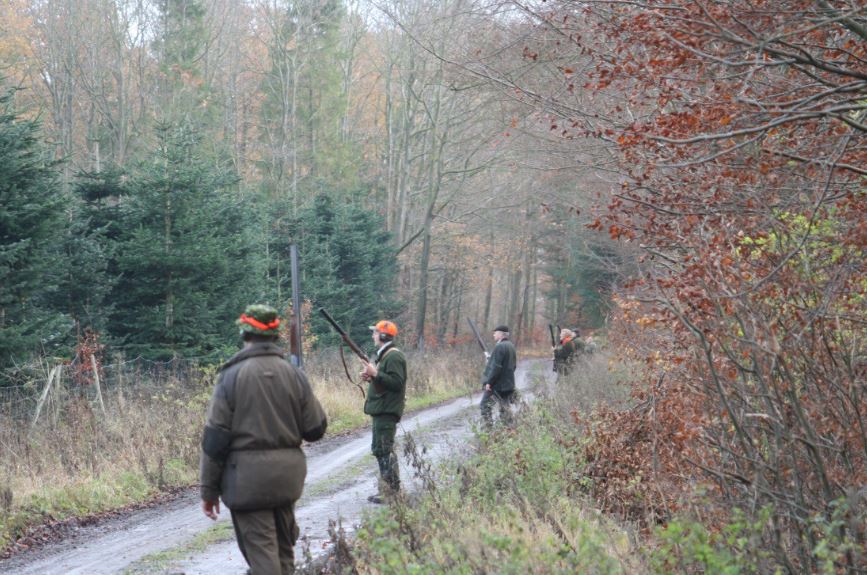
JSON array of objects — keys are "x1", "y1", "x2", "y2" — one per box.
[
  {"x1": 199, "y1": 304, "x2": 328, "y2": 575},
  {"x1": 360, "y1": 319, "x2": 407, "y2": 504},
  {"x1": 553, "y1": 327, "x2": 584, "y2": 376},
  {"x1": 479, "y1": 324, "x2": 517, "y2": 428}
]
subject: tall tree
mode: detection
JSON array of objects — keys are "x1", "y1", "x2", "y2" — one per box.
[
  {"x1": 0, "y1": 87, "x2": 67, "y2": 373},
  {"x1": 154, "y1": 0, "x2": 214, "y2": 124},
  {"x1": 280, "y1": 193, "x2": 400, "y2": 347},
  {"x1": 109, "y1": 122, "x2": 260, "y2": 358},
  {"x1": 258, "y1": 0, "x2": 349, "y2": 209}
]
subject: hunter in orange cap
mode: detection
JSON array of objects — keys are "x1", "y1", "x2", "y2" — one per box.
[
  {"x1": 360, "y1": 319, "x2": 406, "y2": 503},
  {"x1": 368, "y1": 319, "x2": 398, "y2": 337}
]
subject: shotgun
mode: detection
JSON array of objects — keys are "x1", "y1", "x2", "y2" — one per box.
[
  {"x1": 318, "y1": 307, "x2": 367, "y2": 398},
  {"x1": 466, "y1": 317, "x2": 489, "y2": 355},
  {"x1": 548, "y1": 323, "x2": 557, "y2": 348}
]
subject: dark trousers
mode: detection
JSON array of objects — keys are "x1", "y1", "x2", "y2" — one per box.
[
  {"x1": 480, "y1": 389, "x2": 515, "y2": 428},
  {"x1": 371, "y1": 415, "x2": 400, "y2": 492},
  {"x1": 231, "y1": 504, "x2": 299, "y2": 575}
]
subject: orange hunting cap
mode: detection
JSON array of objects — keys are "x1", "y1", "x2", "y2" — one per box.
[{"x1": 369, "y1": 320, "x2": 398, "y2": 337}]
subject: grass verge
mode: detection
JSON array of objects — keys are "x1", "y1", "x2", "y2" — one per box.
[{"x1": 331, "y1": 352, "x2": 642, "y2": 574}]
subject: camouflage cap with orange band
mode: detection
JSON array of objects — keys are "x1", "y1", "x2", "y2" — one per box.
[{"x1": 237, "y1": 304, "x2": 281, "y2": 336}]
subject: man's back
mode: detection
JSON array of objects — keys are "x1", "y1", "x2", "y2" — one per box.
[
  {"x1": 483, "y1": 338, "x2": 517, "y2": 393},
  {"x1": 221, "y1": 347, "x2": 325, "y2": 450},
  {"x1": 199, "y1": 304, "x2": 327, "y2": 575},
  {"x1": 201, "y1": 341, "x2": 326, "y2": 510}
]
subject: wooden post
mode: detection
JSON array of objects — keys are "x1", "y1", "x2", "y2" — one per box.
[
  {"x1": 91, "y1": 354, "x2": 106, "y2": 415},
  {"x1": 32, "y1": 365, "x2": 58, "y2": 428},
  {"x1": 116, "y1": 355, "x2": 126, "y2": 413},
  {"x1": 52, "y1": 365, "x2": 62, "y2": 426}
]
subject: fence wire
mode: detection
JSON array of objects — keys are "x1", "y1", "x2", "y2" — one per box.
[{"x1": 0, "y1": 356, "x2": 214, "y2": 422}]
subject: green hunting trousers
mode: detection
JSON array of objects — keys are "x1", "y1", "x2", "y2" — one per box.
[
  {"x1": 231, "y1": 503, "x2": 299, "y2": 575},
  {"x1": 371, "y1": 415, "x2": 400, "y2": 492},
  {"x1": 480, "y1": 389, "x2": 515, "y2": 429}
]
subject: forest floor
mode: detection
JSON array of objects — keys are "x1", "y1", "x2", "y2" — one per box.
[{"x1": 1, "y1": 359, "x2": 552, "y2": 575}]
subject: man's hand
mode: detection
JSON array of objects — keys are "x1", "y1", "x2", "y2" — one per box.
[
  {"x1": 202, "y1": 499, "x2": 220, "y2": 521},
  {"x1": 484, "y1": 351, "x2": 491, "y2": 360},
  {"x1": 360, "y1": 360, "x2": 377, "y2": 381},
  {"x1": 484, "y1": 383, "x2": 492, "y2": 392}
]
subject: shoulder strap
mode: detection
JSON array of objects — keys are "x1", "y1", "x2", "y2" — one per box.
[{"x1": 378, "y1": 347, "x2": 399, "y2": 362}]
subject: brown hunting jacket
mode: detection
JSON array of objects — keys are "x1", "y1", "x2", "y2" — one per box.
[{"x1": 199, "y1": 342, "x2": 327, "y2": 510}]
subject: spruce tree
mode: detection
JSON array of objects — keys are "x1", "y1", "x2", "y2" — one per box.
[
  {"x1": 45, "y1": 170, "x2": 126, "y2": 336},
  {"x1": 109, "y1": 123, "x2": 260, "y2": 358},
  {"x1": 0, "y1": 88, "x2": 67, "y2": 373},
  {"x1": 542, "y1": 213, "x2": 621, "y2": 329},
  {"x1": 280, "y1": 194, "x2": 400, "y2": 349},
  {"x1": 259, "y1": 0, "x2": 353, "y2": 203}
]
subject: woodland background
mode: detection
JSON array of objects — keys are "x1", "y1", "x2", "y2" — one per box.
[
  {"x1": 1, "y1": 0, "x2": 865, "y2": 572},
  {"x1": 0, "y1": 0, "x2": 617, "y2": 370}
]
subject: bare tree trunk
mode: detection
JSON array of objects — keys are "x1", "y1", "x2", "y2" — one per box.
[
  {"x1": 518, "y1": 236, "x2": 533, "y2": 345},
  {"x1": 415, "y1": 207, "x2": 434, "y2": 351},
  {"x1": 529, "y1": 262, "x2": 538, "y2": 342},
  {"x1": 508, "y1": 267, "x2": 521, "y2": 331},
  {"x1": 483, "y1": 262, "x2": 493, "y2": 330}
]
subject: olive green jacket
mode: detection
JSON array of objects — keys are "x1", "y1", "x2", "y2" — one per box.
[
  {"x1": 199, "y1": 342, "x2": 327, "y2": 510},
  {"x1": 363, "y1": 342, "x2": 407, "y2": 419}
]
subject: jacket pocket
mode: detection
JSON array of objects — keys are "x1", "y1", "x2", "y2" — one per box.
[{"x1": 221, "y1": 448, "x2": 306, "y2": 511}]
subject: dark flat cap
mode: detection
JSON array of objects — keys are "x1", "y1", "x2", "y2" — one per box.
[{"x1": 493, "y1": 325, "x2": 510, "y2": 333}]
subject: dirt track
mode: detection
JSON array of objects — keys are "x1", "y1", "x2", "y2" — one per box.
[{"x1": 2, "y1": 359, "x2": 549, "y2": 575}]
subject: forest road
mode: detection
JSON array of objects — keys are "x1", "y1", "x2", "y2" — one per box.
[{"x1": 2, "y1": 358, "x2": 552, "y2": 575}]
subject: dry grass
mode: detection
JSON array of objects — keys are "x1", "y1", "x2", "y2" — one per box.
[
  {"x1": 542, "y1": 350, "x2": 635, "y2": 420},
  {"x1": 0, "y1": 348, "x2": 479, "y2": 551}
]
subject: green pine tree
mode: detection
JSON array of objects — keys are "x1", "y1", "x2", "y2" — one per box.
[
  {"x1": 259, "y1": 0, "x2": 355, "y2": 203},
  {"x1": 542, "y1": 213, "x2": 621, "y2": 329},
  {"x1": 154, "y1": 0, "x2": 214, "y2": 127},
  {"x1": 109, "y1": 122, "x2": 261, "y2": 358},
  {"x1": 0, "y1": 88, "x2": 68, "y2": 373},
  {"x1": 45, "y1": 169, "x2": 127, "y2": 336},
  {"x1": 272, "y1": 193, "x2": 401, "y2": 349}
]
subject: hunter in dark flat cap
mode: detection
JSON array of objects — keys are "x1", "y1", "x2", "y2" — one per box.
[{"x1": 479, "y1": 325, "x2": 517, "y2": 428}]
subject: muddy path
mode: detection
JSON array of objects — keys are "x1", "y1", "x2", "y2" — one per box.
[{"x1": 2, "y1": 359, "x2": 551, "y2": 575}]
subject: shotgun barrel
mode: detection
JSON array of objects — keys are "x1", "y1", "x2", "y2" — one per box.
[
  {"x1": 466, "y1": 317, "x2": 489, "y2": 354},
  {"x1": 318, "y1": 307, "x2": 367, "y2": 398},
  {"x1": 318, "y1": 308, "x2": 368, "y2": 361}
]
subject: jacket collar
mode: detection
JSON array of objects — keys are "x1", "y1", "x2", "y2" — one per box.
[
  {"x1": 220, "y1": 342, "x2": 285, "y2": 371},
  {"x1": 375, "y1": 341, "x2": 394, "y2": 361}
]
